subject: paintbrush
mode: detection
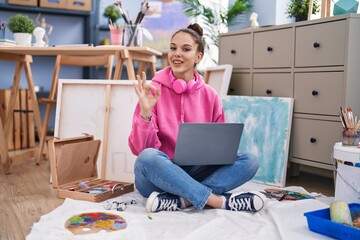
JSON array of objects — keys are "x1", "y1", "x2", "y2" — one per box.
[{"x1": 114, "y1": 1, "x2": 130, "y2": 24}]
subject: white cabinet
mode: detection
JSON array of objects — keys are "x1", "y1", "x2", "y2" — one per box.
[{"x1": 219, "y1": 14, "x2": 360, "y2": 171}]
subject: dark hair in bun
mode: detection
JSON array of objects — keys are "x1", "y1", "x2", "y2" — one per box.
[
  {"x1": 187, "y1": 23, "x2": 203, "y2": 37},
  {"x1": 171, "y1": 23, "x2": 205, "y2": 55}
]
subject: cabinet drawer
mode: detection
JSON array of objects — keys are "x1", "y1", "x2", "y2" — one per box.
[
  {"x1": 294, "y1": 72, "x2": 343, "y2": 116},
  {"x1": 291, "y1": 118, "x2": 342, "y2": 165},
  {"x1": 253, "y1": 28, "x2": 292, "y2": 68},
  {"x1": 228, "y1": 73, "x2": 252, "y2": 96},
  {"x1": 39, "y1": 0, "x2": 67, "y2": 8},
  {"x1": 295, "y1": 20, "x2": 346, "y2": 67},
  {"x1": 8, "y1": 0, "x2": 37, "y2": 6},
  {"x1": 219, "y1": 34, "x2": 252, "y2": 68},
  {"x1": 253, "y1": 73, "x2": 292, "y2": 97},
  {"x1": 66, "y1": 0, "x2": 92, "y2": 11}
]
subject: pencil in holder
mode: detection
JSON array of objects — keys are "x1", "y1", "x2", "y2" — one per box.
[
  {"x1": 110, "y1": 28, "x2": 123, "y2": 45},
  {"x1": 342, "y1": 128, "x2": 360, "y2": 146},
  {"x1": 124, "y1": 24, "x2": 142, "y2": 47}
]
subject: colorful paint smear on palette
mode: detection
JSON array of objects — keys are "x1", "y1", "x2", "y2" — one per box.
[
  {"x1": 222, "y1": 96, "x2": 294, "y2": 187},
  {"x1": 65, "y1": 212, "x2": 126, "y2": 235},
  {"x1": 263, "y1": 189, "x2": 315, "y2": 201}
]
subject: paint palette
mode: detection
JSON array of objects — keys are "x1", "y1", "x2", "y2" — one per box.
[
  {"x1": 65, "y1": 212, "x2": 127, "y2": 235},
  {"x1": 263, "y1": 189, "x2": 315, "y2": 201}
]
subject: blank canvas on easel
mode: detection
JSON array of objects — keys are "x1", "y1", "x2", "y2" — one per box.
[
  {"x1": 54, "y1": 79, "x2": 139, "y2": 182},
  {"x1": 222, "y1": 96, "x2": 294, "y2": 187}
]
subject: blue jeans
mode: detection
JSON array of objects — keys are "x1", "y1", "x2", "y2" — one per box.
[{"x1": 134, "y1": 148, "x2": 259, "y2": 210}]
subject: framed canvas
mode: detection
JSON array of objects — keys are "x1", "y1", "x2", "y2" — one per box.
[
  {"x1": 54, "y1": 79, "x2": 140, "y2": 182},
  {"x1": 222, "y1": 96, "x2": 294, "y2": 187},
  {"x1": 204, "y1": 64, "x2": 233, "y2": 96},
  {"x1": 141, "y1": 1, "x2": 190, "y2": 51}
]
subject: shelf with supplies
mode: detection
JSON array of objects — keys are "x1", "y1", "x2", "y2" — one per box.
[
  {"x1": 3, "y1": 0, "x2": 92, "y2": 12},
  {"x1": 0, "y1": 3, "x2": 92, "y2": 16}
]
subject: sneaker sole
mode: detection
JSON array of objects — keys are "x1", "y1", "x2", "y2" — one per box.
[
  {"x1": 249, "y1": 191, "x2": 268, "y2": 212},
  {"x1": 145, "y1": 191, "x2": 160, "y2": 213}
]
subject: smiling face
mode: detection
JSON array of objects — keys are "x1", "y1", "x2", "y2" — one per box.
[{"x1": 168, "y1": 31, "x2": 203, "y2": 81}]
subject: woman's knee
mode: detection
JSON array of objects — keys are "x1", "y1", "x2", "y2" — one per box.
[
  {"x1": 247, "y1": 152, "x2": 259, "y2": 175},
  {"x1": 135, "y1": 148, "x2": 170, "y2": 174},
  {"x1": 135, "y1": 148, "x2": 158, "y2": 166},
  {"x1": 238, "y1": 152, "x2": 259, "y2": 174}
]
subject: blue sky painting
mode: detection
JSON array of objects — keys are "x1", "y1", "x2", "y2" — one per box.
[{"x1": 222, "y1": 96, "x2": 294, "y2": 187}]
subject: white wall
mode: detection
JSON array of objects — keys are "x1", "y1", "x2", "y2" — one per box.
[{"x1": 229, "y1": 0, "x2": 293, "y2": 31}]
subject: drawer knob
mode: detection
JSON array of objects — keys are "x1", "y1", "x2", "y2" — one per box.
[
  {"x1": 312, "y1": 90, "x2": 318, "y2": 96},
  {"x1": 313, "y1": 42, "x2": 320, "y2": 48},
  {"x1": 267, "y1": 47, "x2": 273, "y2": 52},
  {"x1": 310, "y1": 137, "x2": 317, "y2": 143},
  {"x1": 231, "y1": 49, "x2": 236, "y2": 54},
  {"x1": 229, "y1": 87, "x2": 235, "y2": 92},
  {"x1": 266, "y1": 89, "x2": 272, "y2": 95}
]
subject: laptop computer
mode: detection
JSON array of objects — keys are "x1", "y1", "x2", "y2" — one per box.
[{"x1": 173, "y1": 123, "x2": 244, "y2": 166}]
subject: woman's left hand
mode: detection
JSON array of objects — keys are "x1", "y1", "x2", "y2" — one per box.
[{"x1": 133, "y1": 71, "x2": 160, "y2": 120}]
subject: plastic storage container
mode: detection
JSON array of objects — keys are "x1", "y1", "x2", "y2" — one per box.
[
  {"x1": 304, "y1": 203, "x2": 360, "y2": 240},
  {"x1": 333, "y1": 142, "x2": 360, "y2": 203}
]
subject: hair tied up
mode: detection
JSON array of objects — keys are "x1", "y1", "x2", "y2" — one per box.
[{"x1": 187, "y1": 23, "x2": 203, "y2": 38}]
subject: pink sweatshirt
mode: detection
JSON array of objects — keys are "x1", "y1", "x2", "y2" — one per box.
[{"x1": 128, "y1": 66, "x2": 225, "y2": 159}]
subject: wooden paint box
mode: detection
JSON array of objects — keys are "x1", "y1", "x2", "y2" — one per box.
[{"x1": 49, "y1": 135, "x2": 134, "y2": 202}]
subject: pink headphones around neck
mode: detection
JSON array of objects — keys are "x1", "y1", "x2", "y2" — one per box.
[{"x1": 170, "y1": 71, "x2": 198, "y2": 94}]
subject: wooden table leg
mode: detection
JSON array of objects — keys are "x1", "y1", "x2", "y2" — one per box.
[
  {"x1": 0, "y1": 117, "x2": 11, "y2": 174},
  {"x1": 4, "y1": 62, "x2": 22, "y2": 137},
  {"x1": 148, "y1": 61, "x2": 156, "y2": 77},
  {"x1": 1, "y1": 53, "x2": 47, "y2": 171},
  {"x1": 23, "y1": 56, "x2": 47, "y2": 164},
  {"x1": 137, "y1": 62, "x2": 147, "y2": 76},
  {"x1": 36, "y1": 55, "x2": 61, "y2": 164},
  {"x1": 113, "y1": 51, "x2": 124, "y2": 80},
  {"x1": 121, "y1": 49, "x2": 136, "y2": 80}
]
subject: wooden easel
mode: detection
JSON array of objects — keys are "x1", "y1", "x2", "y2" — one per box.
[
  {"x1": 308, "y1": 0, "x2": 331, "y2": 20},
  {"x1": 36, "y1": 54, "x2": 114, "y2": 164},
  {"x1": 0, "y1": 53, "x2": 44, "y2": 174}
]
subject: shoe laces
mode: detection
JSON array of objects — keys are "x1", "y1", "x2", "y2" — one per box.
[
  {"x1": 157, "y1": 198, "x2": 180, "y2": 211},
  {"x1": 228, "y1": 195, "x2": 253, "y2": 211}
]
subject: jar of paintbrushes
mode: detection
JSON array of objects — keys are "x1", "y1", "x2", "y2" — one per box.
[
  {"x1": 124, "y1": 23, "x2": 142, "y2": 46},
  {"x1": 114, "y1": 1, "x2": 149, "y2": 46},
  {"x1": 340, "y1": 107, "x2": 360, "y2": 146}
]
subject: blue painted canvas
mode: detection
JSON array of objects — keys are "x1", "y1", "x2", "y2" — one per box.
[{"x1": 222, "y1": 96, "x2": 294, "y2": 187}]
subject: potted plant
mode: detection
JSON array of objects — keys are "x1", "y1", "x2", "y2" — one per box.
[
  {"x1": 285, "y1": 0, "x2": 320, "y2": 22},
  {"x1": 7, "y1": 14, "x2": 35, "y2": 46},
  {"x1": 103, "y1": 5, "x2": 122, "y2": 25},
  {"x1": 180, "y1": 0, "x2": 252, "y2": 63}
]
